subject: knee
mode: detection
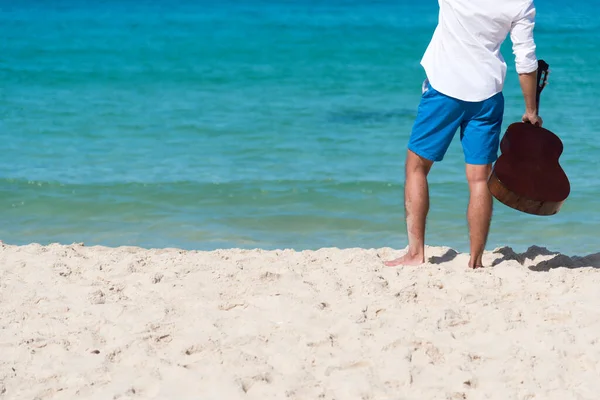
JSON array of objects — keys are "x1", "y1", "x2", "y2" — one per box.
[
  {"x1": 406, "y1": 150, "x2": 433, "y2": 176},
  {"x1": 466, "y1": 164, "x2": 492, "y2": 185}
]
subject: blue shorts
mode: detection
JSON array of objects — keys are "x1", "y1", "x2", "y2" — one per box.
[{"x1": 408, "y1": 80, "x2": 504, "y2": 165}]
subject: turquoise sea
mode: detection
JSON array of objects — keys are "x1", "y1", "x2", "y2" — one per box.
[{"x1": 1, "y1": 0, "x2": 599, "y2": 254}]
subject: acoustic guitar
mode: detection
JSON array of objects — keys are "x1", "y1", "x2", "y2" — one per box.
[{"x1": 487, "y1": 60, "x2": 570, "y2": 216}]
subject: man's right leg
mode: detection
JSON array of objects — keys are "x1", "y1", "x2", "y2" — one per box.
[
  {"x1": 461, "y1": 91, "x2": 504, "y2": 268},
  {"x1": 465, "y1": 163, "x2": 493, "y2": 268}
]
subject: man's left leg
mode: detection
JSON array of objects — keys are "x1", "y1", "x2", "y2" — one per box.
[
  {"x1": 384, "y1": 81, "x2": 463, "y2": 267},
  {"x1": 384, "y1": 150, "x2": 433, "y2": 267}
]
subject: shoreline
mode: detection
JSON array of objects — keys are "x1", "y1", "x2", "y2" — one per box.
[{"x1": 2, "y1": 241, "x2": 599, "y2": 269}]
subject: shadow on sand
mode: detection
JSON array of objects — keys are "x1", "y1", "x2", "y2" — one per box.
[
  {"x1": 429, "y1": 249, "x2": 460, "y2": 265},
  {"x1": 425, "y1": 246, "x2": 600, "y2": 271},
  {"x1": 491, "y1": 245, "x2": 600, "y2": 271}
]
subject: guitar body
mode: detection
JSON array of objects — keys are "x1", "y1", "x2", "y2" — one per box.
[
  {"x1": 488, "y1": 60, "x2": 571, "y2": 216},
  {"x1": 488, "y1": 122, "x2": 570, "y2": 215}
]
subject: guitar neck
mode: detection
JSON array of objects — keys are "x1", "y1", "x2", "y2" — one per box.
[{"x1": 536, "y1": 60, "x2": 550, "y2": 113}]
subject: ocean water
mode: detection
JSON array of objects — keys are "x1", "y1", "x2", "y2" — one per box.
[{"x1": 1, "y1": 0, "x2": 599, "y2": 254}]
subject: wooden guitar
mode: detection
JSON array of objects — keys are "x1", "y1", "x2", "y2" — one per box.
[{"x1": 487, "y1": 60, "x2": 570, "y2": 216}]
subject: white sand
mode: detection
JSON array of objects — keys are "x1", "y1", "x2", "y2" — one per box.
[{"x1": 1, "y1": 242, "x2": 599, "y2": 400}]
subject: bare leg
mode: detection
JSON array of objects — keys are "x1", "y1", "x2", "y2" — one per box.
[
  {"x1": 385, "y1": 150, "x2": 433, "y2": 267},
  {"x1": 466, "y1": 163, "x2": 493, "y2": 268}
]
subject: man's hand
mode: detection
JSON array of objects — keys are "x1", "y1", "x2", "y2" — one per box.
[{"x1": 522, "y1": 112, "x2": 543, "y2": 127}]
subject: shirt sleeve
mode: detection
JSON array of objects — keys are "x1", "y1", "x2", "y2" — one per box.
[{"x1": 510, "y1": 1, "x2": 538, "y2": 74}]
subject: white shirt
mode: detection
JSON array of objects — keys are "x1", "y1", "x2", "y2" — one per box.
[{"x1": 420, "y1": 0, "x2": 538, "y2": 102}]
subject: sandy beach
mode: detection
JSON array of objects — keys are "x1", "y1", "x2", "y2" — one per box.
[{"x1": 1, "y1": 242, "x2": 599, "y2": 400}]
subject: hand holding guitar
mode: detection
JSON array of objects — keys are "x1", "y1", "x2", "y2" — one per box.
[{"x1": 522, "y1": 111, "x2": 543, "y2": 127}]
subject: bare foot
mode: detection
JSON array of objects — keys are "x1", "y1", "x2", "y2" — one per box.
[
  {"x1": 468, "y1": 257, "x2": 484, "y2": 269},
  {"x1": 384, "y1": 253, "x2": 425, "y2": 267}
]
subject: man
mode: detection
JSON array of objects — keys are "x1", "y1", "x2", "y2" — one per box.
[{"x1": 385, "y1": 0, "x2": 542, "y2": 269}]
